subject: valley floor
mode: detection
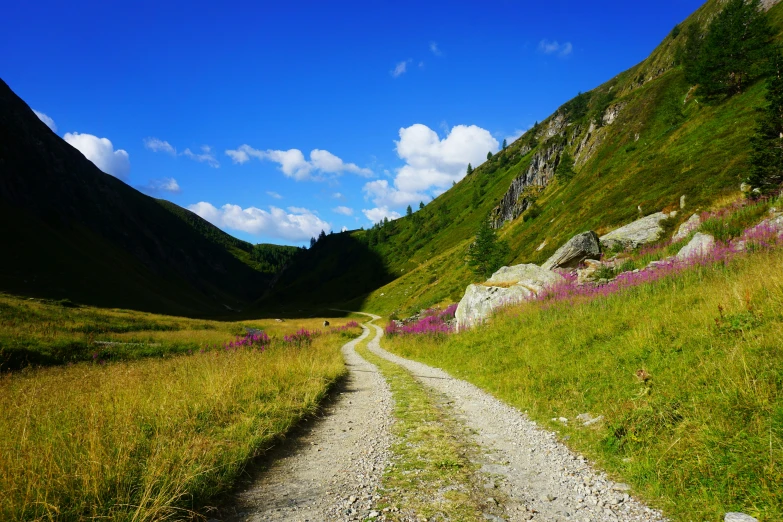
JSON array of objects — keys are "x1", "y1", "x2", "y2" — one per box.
[{"x1": 223, "y1": 317, "x2": 666, "y2": 522}]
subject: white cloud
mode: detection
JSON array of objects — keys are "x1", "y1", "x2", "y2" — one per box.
[
  {"x1": 538, "y1": 39, "x2": 573, "y2": 57},
  {"x1": 288, "y1": 206, "x2": 315, "y2": 214},
  {"x1": 144, "y1": 137, "x2": 176, "y2": 155},
  {"x1": 187, "y1": 202, "x2": 330, "y2": 241},
  {"x1": 64, "y1": 132, "x2": 130, "y2": 180},
  {"x1": 341, "y1": 226, "x2": 348, "y2": 232},
  {"x1": 266, "y1": 191, "x2": 283, "y2": 199},
  {"x1": 429, "y1": 42, "x2": 442, "y2": 56},
  {"x1": 33, "y1": 110, "x2": 57, "y2": 132},
  {"x1": 362, "y1": 206, "x2": 401, "y2": 223},
  {"x1": 363, "y1": 179, "x2": 427, "y2": 208},
  {"x1": 182, "y1": 145, "x2": 219, "y2": 168},
  {"x1": 333, "y1": 206, "x2": 354, "y2": 216},
  {"x1": 225, "y1": 144, "x2": 372, "y2": 180},
  {"x1": 332, "y1": 192, "x2": 343, "y2": 199},
  {"x1": 394, "y1": 123, "x2": 498, "y2": 192},
  {"x1": 391, "y1": 59, "x2": 411, "y2": 78},
  {"x1": 359, "y1": 123, "x2": 496, "y2": 215},
  {"x1": 139, "y1": 177, "x2": 181, "y2": 195}
]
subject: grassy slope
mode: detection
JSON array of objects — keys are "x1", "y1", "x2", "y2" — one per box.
[
  {"x1": 0, "y1": 292, "x2": 360, "y2": 370},
  {"x1": 384, "y1": 248, "x2": 783, "y2": 521},
  {"x1": 269, "y1": 0, "x2": 783, "y2": 316},
  {"x1": 0, "y1": 307, "x2": 362, "y2": 520}
]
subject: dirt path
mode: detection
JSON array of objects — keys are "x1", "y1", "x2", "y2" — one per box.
[
  {"x1": 224, "y1": 317, "x2": 394, "y2": 522},
  {"x1": 221, "y1": 315, "x2": 665, "y2": 522},
  {"x1": 365, "y1": 321, "x2": 667, "y2": 522}
]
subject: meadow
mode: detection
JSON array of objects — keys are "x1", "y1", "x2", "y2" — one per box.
[
  {"x1": 0, "y1": 298, "x2": 362, "y2": 520},
  {"x1": 384, "y1": 247, "x2": 783, "y2": 521}
]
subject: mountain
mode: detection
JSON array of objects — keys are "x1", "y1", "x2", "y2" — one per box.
[
  {"x1": 266, "y1": 0, "x2": 783, "y2": 315},
  {"x1": 0, "y1": 78, "x2": 296, "y2": 316}
]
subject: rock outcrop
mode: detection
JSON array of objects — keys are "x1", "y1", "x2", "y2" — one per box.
[
  {"x1": 456, "y1": 264, "x2": 564, "y2": 330},
  {"x1": 490, "y1": 140, "x2": 565, "y2": 228},
  {"x1": 599, "y1": 212, "x2": 670, "y2": 250},
  {"x1": 541, "y1": 231, "x2": 601, "y2": 271},
  {"x1": 672, "y1": 213, "x2": 701, "y2": 242},
  {"x1": 676, "y1": 232, "x2": 716, "y2": 260}
]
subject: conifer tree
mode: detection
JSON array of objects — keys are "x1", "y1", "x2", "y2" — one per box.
[
  {"x1": 406, "y1": 205, "x2": 413, "y2": 217},
  {"x1": 749, "y1": 49, "x2": 783, "y2": 193},
  {"x1": 487, "y1": 151, "x2": 493, "y2": 160},
  {"x1": 502, "y1": 138, "x2": 507, "y2": 150},
  {"x1": 555, "y1": 152, "x2": 576, "y2": 182},
  {"x1": 696, "y1": 0, "x2": 773, "y2": 99},
  {"x1": 467, "y1": 219, "x2": 509, "y2": 278},
  {"x1": 419, "y1": 201, "x2": 425, "y2": 210},
  {"x1": 467, "y1": 163, "x2": 473, "y2": 175}
]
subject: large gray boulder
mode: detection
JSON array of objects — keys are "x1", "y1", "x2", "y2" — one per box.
[
  {"x1": 599, "y1": 212, "x2": 670, "y2": 250},
  {"x1": 541, "y1": 231, "x2": 601, "y2": 270},
  {"x1": 676, "y1": 232, "x2": 716, "y2": 260},
  {"x1": 672, "y1": 213, "x2": 701, "y2": 242},
  {"x1": 724, "y1": 513, "x2": 758, "y2": 522},
  {"x1": 456, "y1": 264, "x2": 564, "y2": 330},
  {"x1": 486, "y1": 263, "x2": 564, "y2": 291}
]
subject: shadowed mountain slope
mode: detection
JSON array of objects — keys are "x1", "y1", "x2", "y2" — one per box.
[{"x1": 0, "y1": 78, "x2": 280, "y2": 316}]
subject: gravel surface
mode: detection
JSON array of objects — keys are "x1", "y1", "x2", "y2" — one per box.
[
  {"x1": 366, "y1": 322, "x2": 668, "y2": 522},
  {"x1": 224, "y1": 321, "x2": 394, "y2": 522}
]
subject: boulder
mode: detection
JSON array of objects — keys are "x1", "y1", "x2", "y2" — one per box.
[
  {"x1": 541, "y1": 231, "x2": 601, "y2": 271},
  {"x1": 456, "y1": 264, "x2": 564, "y2": 329},
  {"x1": 487, "y1": 263, "x2": 564, "y2": 291},
  {"x1": 599, "y1": 212, "x2": 670, "y2": 250},
  {"x1": 455, "y1": 284, "x2": 535, "y2": 330},
  {"x1": 676, "y1": 232, "x2": 716, "y2": 260},
  {"x1": 672, "y1": 213, "x2": 701, "y2": 242}
]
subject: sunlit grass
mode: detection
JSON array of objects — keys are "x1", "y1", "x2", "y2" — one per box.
[
  {"x1": 0, "y1": 293, "x2": 351, "y2": 369},
  {"x1": 0, "y1": 309, "x2": 361, "y2": 520},
  {"x1": 383, "y1": 249, "x2": 783, "y2": 521}
]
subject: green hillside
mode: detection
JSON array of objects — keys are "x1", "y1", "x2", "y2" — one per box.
[{"x1": 266, "y1": 0, "x2": 783, "y2": 316}]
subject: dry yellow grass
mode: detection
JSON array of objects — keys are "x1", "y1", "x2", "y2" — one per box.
[{"x1": 0, "y1": 325, "x2": 357, "y2": 520}]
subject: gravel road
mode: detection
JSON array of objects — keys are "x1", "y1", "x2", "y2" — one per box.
[
  {"x1": 365, "y1": 321, "x2": 667, "y2": 522},
  {"x1": 224, "y1": 320, "x2": 394, "y2": 522},
  {"x1": 221, "y1": 315, "x2": 666, "y2": 522}
]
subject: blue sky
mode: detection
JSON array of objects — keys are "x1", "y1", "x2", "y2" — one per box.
[{"x1": 2, "y1": 0, "x2": 704, "y2": 246}]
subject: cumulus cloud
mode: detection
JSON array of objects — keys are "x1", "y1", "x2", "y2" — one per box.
[
  {"x1": 182, "y1": 145, "x2": 219, "y2": 168},
  {"x1": 363, "y1": 179, "x2": 427, "y2": 208},
  {"x1": 538, "y1": 39, "x2": 573, "y2": 57},
  {"x1": 225, "y1": 144, "x2": 372, "y2": 180},
  {"x1": 341, "y1": 226, "x2": 348, "y2": 232},
  {"x1": 391, "y1": 59, "x2": 411, "y2": 78},
  {"x1": 332, "y1": 192, "x2": 344, "y2": 199},
  {"x1": 138, "y1": 177, "x2": 181, "y2": 195},
  {"x1": 429, "y1": 42, "x2": 442, "y2": 56},
  {"x1": 64, "y1": 132, "x2": 130, "y2": 180},
  {"x1": 187, "y1": 202, "x2": 330, "y2": 241},
  {"x1": 33, "y1": 110, "x2": 57, "y2": 132},
  {"x1": 144, "y1": 137, "x2": 176, "y2": 155},
  {"x1": 359, "y1": 123, "x2": 496, "y2": 218},
  {"x1": 266, "y1": 191, "x2": 283, "y2": 199},
  {"x1": 333, "y1": 205, "x2": 353, "y2": 216},
  {"x1": 362, "y1": 206, "x2": 401, "y2": 223},
  {"x1": 394, "y1": 123, "x2": 498, "y2": 192}
]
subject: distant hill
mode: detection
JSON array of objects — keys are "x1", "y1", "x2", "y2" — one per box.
[
  {"x1": 0, "y1": 78, "x2": 292, "y2": 316},
  {"x1": 266, "y1": 0, "x2": 783, "y2": 315}
]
